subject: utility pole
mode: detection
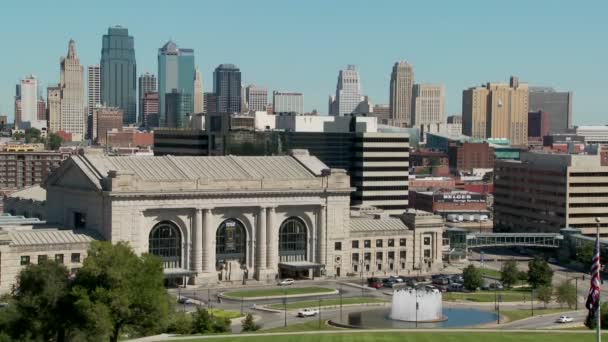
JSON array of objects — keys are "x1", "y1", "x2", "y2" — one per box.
[
  {"x1": 283, "y1": 287, "x2": 287, "y2": 327},
  {"x1": 318, "y1": 298, "x2": 322, "y2": 329},
  {"x1": 339, "y1": 283, "x2": 343, "y2": 322},
  {"x1": 531, "y1": 288, "x2": 534, "y2": 317}
]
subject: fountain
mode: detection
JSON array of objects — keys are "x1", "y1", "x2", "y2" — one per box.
[{"x1": 390, "y1": 285, "x2": 444, "y2": 322}]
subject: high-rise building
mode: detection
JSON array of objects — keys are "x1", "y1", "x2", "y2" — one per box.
[
  {"x1": 245, "y1": 85, "x2": 268, "y2": 112},
  {"x1": 87, "y1": 65, "x2": 101, "y2": 120},
  {"x1": 138, "y1": 72, "x2": 156, "y2": 122},
  {"x1": 447, "y1": 115, "x2": 462, "y2": 124},
  {"x1": 47, "y1": 86, "x2": 61, "y2": 133},
  {"x1": 528, "y1": 87, "x2": 573, "y2": 134},
  {"x1": 272, "y1": 91, "x2": 304, "y2": 114},
  {"x1": 495, "y1": 151, "x2": 608, "y2": 235},
  {"x1": 95, "y1": 106, "x2": 123, "y2": 145},
  {"x1": 165, "y1": 89, "x2": 192, "y2": 128},
  {"x1": 13, "y1": 100, "x2": 21, "y2": 127},
  {"x1": 330, "y1": 65, "x2": 362, "y2": 116},
  {"x1": 463, "y1": 76, "x2": 528, "y2": 146},
  {"x1": 372, "y1": 104, "x2": 390, "y2": 122},
  {"x1": 204, "y1": 93, "x2": 218, "y2": 115},
  {"x1": 412, "y1": 84, "x2": 445, "y2": 126},
  {"x1": 101, "y1": 26, "x2": 136, "y2": 124},
  {"x1": 59, "y1": 40, "x2": 85, "y2": 141},
  {"x1": 19, "y1": 75, "x2": 38, "y2": 127},
  {"x1": 37, "y1": 99, "x2": 46, "y2": 121},
  {"x1": 389, "y1": 61, "x2": 414, "y2": 126},
  {"x1": 158, "y1": 41, "x2": 195, "y2": 126},
  {"x1": 193, "y1": 67, "x2": 204, "y2": 113},
  {"x1": 213, "y1": 64, "x2": 241, "y2": 114},
  {"x1": 142, "y1": 92, "x2": 159, "y2": 128}
]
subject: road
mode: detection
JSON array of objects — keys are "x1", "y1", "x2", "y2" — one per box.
[{"x1": 501, "y1": 310, "x2": 586, "y2": 329}]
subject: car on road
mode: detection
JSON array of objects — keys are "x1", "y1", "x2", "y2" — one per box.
[
  {"x1": 557, "y1": 316, "x2": 573, "y2": 323},
  {"x1": 177, "y1": 296, "x2": 195, "y2": 305},
  {"x1": 369, "y1": 281, "x2": 383, "y2": 289},
  {"x1": 297, "y1": 308, "x2": 319, "y2": 317},
  {"x1": 489, "y1": 282, "x2": 504, "y2": 290},
  {"x1": 278, "y1": 278, "x2": 295, "y2": 286}
]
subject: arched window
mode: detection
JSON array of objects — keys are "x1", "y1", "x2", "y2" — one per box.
[
  {"x1": 149, "y1": 221, "x2": 182, "y2": 269},
  {"x1": 216, "y1": 219, "x2": 247, "y2": 266},
  {"x1": 279, "y1": 217, "x2": 308, "y2": 262}
]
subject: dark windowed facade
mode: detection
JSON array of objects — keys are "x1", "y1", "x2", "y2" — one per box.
[
  {"x1": 279, "y1": 217, "x2": 307, "y2": 262},
  {"x1": 216, "y1": 219, "x2": 247, "y2": 265},
  {"x1": 149, "y1": 221, "x2": 182, "y2": 268}
]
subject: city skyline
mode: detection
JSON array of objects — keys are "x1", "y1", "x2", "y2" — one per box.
[{"x1": 0, "y1": 0, "x2": 606, "y2": 125}]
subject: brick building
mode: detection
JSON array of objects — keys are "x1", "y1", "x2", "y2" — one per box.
[
  {"x1": 410, "y1": 151, "x2": 449, "y2": 176},
  {"x1": 95, "y1": 107, "x2": 123, "y2": 145},
  {"x1": 448, "y1": 142, "x2": 495, "y2": 172},
  {"x1": 0, "y1": 151, "x2": 71, "y2": 196},
  {"x1": 410, "y1": 190, "x2": 487, "y2": 215}
]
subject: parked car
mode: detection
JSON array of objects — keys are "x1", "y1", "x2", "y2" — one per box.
[
  {"x1": 433, "y1": 277, "x2": 449, "y2": 286},
  {"x1": 451, "y1": 275, "x2": 464, "y2": 284},
  {"x1": 297, "y1": 308, "x2": 319, "y2": 317},
  {"x1": 177, "y1": 296, "x2": 195, "y2": 305},
  {"x1": 489, "y1": 282, "x2": 504, "y2": 290},
  {"x1": 447, "y1": 283, "x2": 464, "y2": 292},
  {"x1": 557, "y1": 316, "x2": 573, "y2": 323},
  {"x1": 383, "y1": 281, "x2": 396, "y2": 288},
  {"x1": 278, "y1": 278, "x2": 295, "y2": 286},
  {"x1": 369, "y1": 282, "x2": 383, "y2": 289}
]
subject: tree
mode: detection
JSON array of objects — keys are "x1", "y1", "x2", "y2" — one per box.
[
  {"x1": 9, "y1": 261, "x2": 73, "y2": 341},
  {"x1": 48, "y1": 133, "x2": 63, "y2": 150},
  {"x1": 463, "y1": 264, "x2": 483, "y2": 291},
  {"x1": 576, "y1": 243, "x2": 594, "y2": 268},
  {"x1": 167, "y1": 311, "x2": 193, "y2": 335},
  {"x1": 536, "y1": 285, "x2": 553, "y2": 308},
  {"x1": 241, "y1": 313, "x2": 259, "y2": 332},
  {"x1": 71, "y1": 241, "x2": 170, "y2": 342},
  {"x1": 528, "y1": 257, "x2": 554, "y2": 288},
  {"x1": 192, "y1": 308, "x2": 213, "y2": 333},
  {"x1": 555, "y1": 281, "x2": 577, "y2": 309},
  {"x1": 500, "y1": 260, "x2": 519, "y2": 288}
]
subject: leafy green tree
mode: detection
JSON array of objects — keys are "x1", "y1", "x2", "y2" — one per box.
[
  {"x1": 212, "y1": 316, "x2": 231, "y2": 333},
  {"x1": 192, "y1": 308, "x2": 213, "y2": 333},
  {"x1": 527, "y1": 257, "x2": 554, "y2": 288},
  {"x1": 576, "y1": 243, "x2": 594, "y2": 268},
  {"x1": 9, "y1": 261, "x2": 73, "y2": 341},
  {"x1": 167, "y1": 311, "x2": 193, "y2": 335},
  {"x1": 71, "y1": 241, "x2": 169, "y2": 342},
  {"x1": 241, "y1": 313, "x2": 259, "y2": 332},
  {"x1": 500, "y1": 260, "x2": 519, "y2": 288},
  {"x1": 463, "y1": 264, "x2": 483, "y2": 291},
  {"x1": 12, "y1": 132, "x2": 24, "y2": 140},
  {"x1": 48, "y1": 133, "x2": 63, "y2": 150},
  {"x1": 536, "y1": 285, "x2": 553, "y2": 308},
  {"x1": 555, "y1": 281, "x2": 577, "y2": 309}
]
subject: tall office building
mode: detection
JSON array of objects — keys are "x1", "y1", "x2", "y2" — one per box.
[
  {"x1": 165, "y1": 89, "x2": 192, "y2": 128},
  {"x1": 101, "y1": 26, "x2": 136, "y2": 124},
  {"x1": 87, "y1": 64, "x2": 101, "y2": 135},
  {"x1": 462, "y1": 76, "x2": 528, "y2": 146},
  {"x1": 272, "y1": 91, "x2": 304, "y2": 114},
  {"x1": 528, "y1": 87, "x2": 573, "y2": 134},
  {"x1": 329, "y1": 65, "x2": 362, "y2": 116},
  {"x1": 47, "y1": 86, "x2": 61, "y2": 133},
  {"x1": 157, "y1": 41, "x2": 195, "y2": 126},
  {"x1": 412, "y1": 84, "x2": 445, "y2": 126},
  {"x1": 138, "y1": 72, "x2": 156, "y2": 122},
  {"x1": 37, "y1": 99, "x2": 46, "y2": 121},
  {"x1": 389, "y1": 61, "x2": 415, "y2": 126},
  {"x1": 95, "y1": 106, "x2": 123, "y2": 145},
  {"x1": 204, "y1": 93, "x2": 218, "y2": 115},
  {"x1": 213, "y1": 64, "x2": 241, "y2": 114},
  {"x1": 193, "y1": 67, "x2": 204, "y2": 113},
  {"x1": 142, "y1": 92, "x2": 159, "y2": 128},
  {"x1": 245, "y1": 85, "x2": 268, "y2": 112},
  {"x1": 19, "y1": 75, "x2": 38, "y2": 127},
  {"x1": 59, "y1": 40, "x2": 85, "y2": 140}
]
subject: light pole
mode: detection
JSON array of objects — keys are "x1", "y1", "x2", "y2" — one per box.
[
  {"x1": 595, "y1": 216, "x2": 601, "y2": 342},
  {"x1": 497, "y1": 295, "x2": 502, "y2": 324},
  {"x1": 283, "y1": 286, "x2": 287, "y2": 327},
  {"x1": 415, "y1": 288, "x2": 418, "y2": 328},
  {"x1": 339, "y1": 283, "x2": 343, "y2": 322},
  {"x1": 318, "y1": 298, "x2": 322, "y2": 329}
]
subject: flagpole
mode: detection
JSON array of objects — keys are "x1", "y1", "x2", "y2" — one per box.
[{"x1": 597, "y1": 216, "x2": 601, "y2": 342}]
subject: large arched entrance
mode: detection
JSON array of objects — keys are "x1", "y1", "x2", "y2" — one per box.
[
  {"x1": 279, "y1": 217, "x2": 308, "y2": 262},
  {"x1": 149, "y1": 221, "x2": 182, "y2": 269},
  {"x1": 216, "y1": 219, "x2": 247, "y2": 266}
]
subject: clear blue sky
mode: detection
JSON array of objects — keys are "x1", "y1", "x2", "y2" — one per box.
[{"x1": 1, "y1": 0, "x2": 607, "y2": 124}]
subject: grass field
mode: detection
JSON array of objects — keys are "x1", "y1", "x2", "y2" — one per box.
[
  {"x1": 479, "y1": 268, "x2": 502, "y2": 278},
  {"x1": 502, "y1": 308, "x2": 573, "y2": 322},
  {"x1": 224, "y1": 287, "x2": 335, "y2": 299},
  {"x1": 267, "y1": 297, "x2": 386, "y2": 310},
  {"x1": 179, "y1": 332, "x2": 604, "y2": 342},
  {"x1": 261, "y1": 320, "x2": 340, "y2": 333},
  {"x1": 208, "y1": 308, "x2": 243, "y2": 319},
  {"x1": 444, "y1": 287, "x2": 533, "y2": 302}
]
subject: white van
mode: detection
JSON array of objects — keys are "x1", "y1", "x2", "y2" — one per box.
[{"x1": 457, "y1": 215, "x2": 464, "y2": 222}]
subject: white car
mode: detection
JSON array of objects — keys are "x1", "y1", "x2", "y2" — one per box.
[
  {"x1": 557, "y1": 316, "x2": 573, "y2": 323},
  {"x1": 297, "y1": 308, "x2": 319, "y2": 317},
  {"x1": 278, "y1": 278, "x2": 295, "y2": 286}
]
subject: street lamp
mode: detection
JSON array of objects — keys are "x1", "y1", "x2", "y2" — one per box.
[
  {"x1": 339, "y1": 283, "x2": 343, "y2": 322},
  {"x1": 283, "y1": 286, "x2": 287, "y2": 327}
]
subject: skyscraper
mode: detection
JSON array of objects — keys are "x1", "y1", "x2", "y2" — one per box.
[
  {"x1": 87, "y1": 65, "x2": 100, "y2": 119},
  {"x1": 37, "y1": 98, "x2": 46, "y2": 121},
  {"x1": 158, "y1": 40, "x2": 195, "y2": 126},
  {"x1": 330, "y1": 65, "x2": 362, "y2": 116},
  {"x1": 47, "y1": 86, "x2": 61, "y2": 133},
  {"x1": 389, "y1": 61, "x2": 415, "y2": 126},
  {"x1": 19, "y1": 75, "x2": 38, "y2": 128},
  {"x1": 193, "y1": 67, "x2": 203, "y2": 113},
  {"x1": 213, "y1": 64, "x2": 241, "y2": 114},
  {"x1": 138, "y1": 72, "x2": 156, "y2": 122},
  {"x1": 462, "y1": 76, "x2": 529, "y2": 146},
  {"x1": 245, "y1": 85, "x2": 268, "y2": 112},
  {"x1": 101, "y1": 26, "x2": 136, "y2": 124},
  {"x1": 528, "y1": 87, "x2": 573, "y2": 134},
  {"x1": 59, "y1": 40, "x2": 85, "y2": 140},
  {"x1": 272, "y1": 91, "x2": 304, "y2": 114},
  {"x1": 142, "y1": 92, "x2": 159, "y2": 128},
  {"x1": 412, "y1": 84, "x2": 445, "y2": 126},
  {"x1": 165, "y1": 89, "x2": 192, "y2": 128}
]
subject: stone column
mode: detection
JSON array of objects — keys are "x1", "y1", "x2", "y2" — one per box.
[
  {"x1": 202, "y1": 208, "x2": 215, "y2": 273},
  {"x1": 317, "y1": 205, "x2": 327, "y2": 269},
  {"x1": 257, "y1": 207, "x2": 267, "y2": 274},
  {"x1": 192, "y1": 209, "x2": 203, "y2": 274},
  {"x1": 266, "y1": 206, "x2": 278, "y2": 271}
]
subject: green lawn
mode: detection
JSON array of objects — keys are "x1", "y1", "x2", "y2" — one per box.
[
  {"x1": 261, "y1": 320, "x2": 340, "y2": 333},
  {"x1": 208, "y1": 308, "x2": 243, "y2": 320},
  {"x1": 179, "y1": 332, "x2": 605, "y2": 342},
  {"x1": 502, "y1": 308, "x2": 574, "y2": 322},
  {"x1": 444, "y1": 287, "x2": 533, "y2": 302},
  {"x1": 479, "y1": 267, "x2": 502, "y2": 278},
  {"x1": 224, "y1": 287, "x2": 334, "y2": 299},
  {"x1": 267, "y1": 297, "x2": 386, "y2": 310}
]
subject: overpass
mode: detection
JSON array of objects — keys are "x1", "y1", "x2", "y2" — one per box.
[{"x1": 466, "y1": 232, "x2": 564, "y2": 249}]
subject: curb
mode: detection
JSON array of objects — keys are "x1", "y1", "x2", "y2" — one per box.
[{"x1": 220, "y1": 289, "x2": 339, "y2": 301}]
